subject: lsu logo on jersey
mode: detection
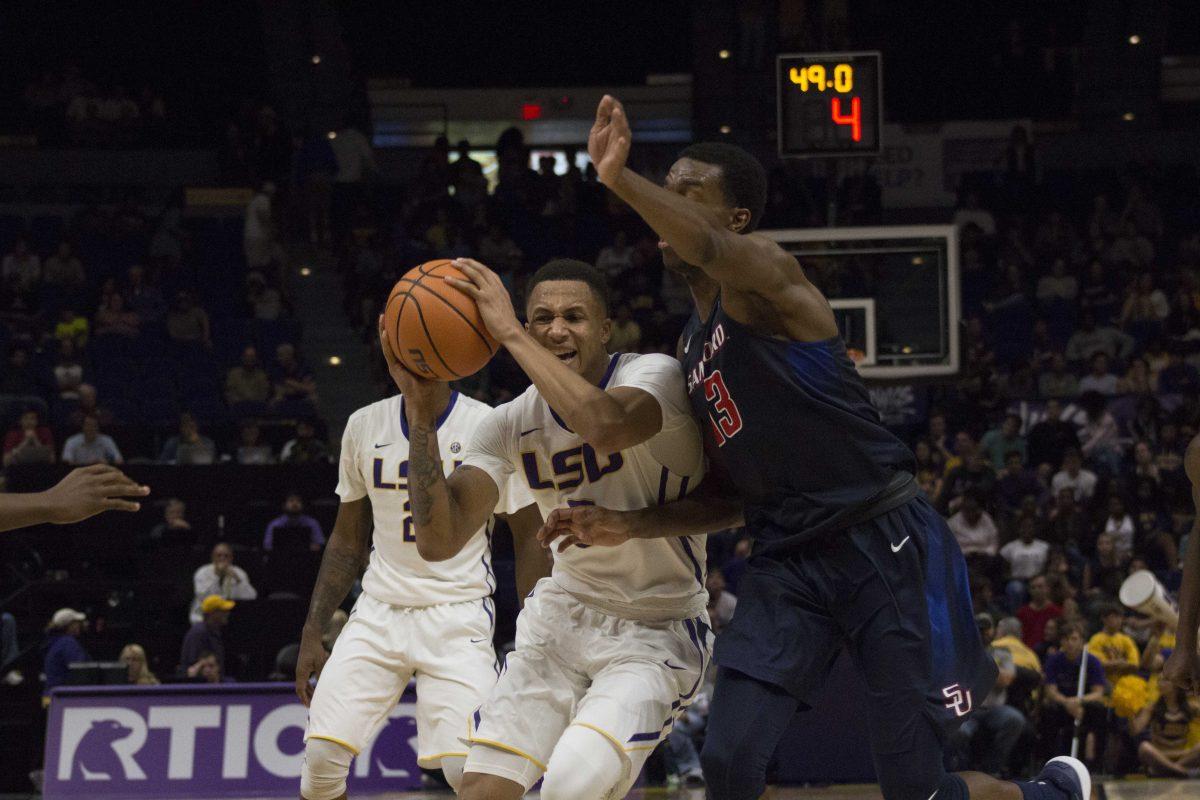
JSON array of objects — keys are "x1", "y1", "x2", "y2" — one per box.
[{"x1": 521, "y1": 444, "x2": 623, "y2": 491}]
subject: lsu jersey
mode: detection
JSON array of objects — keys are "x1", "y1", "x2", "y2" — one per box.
[
  {"x1": 461, "y1": 353, "x2": 707, "y2": 622},
  {"x1": 337, "y1": 391, "x2": 530, "y2": 608}
]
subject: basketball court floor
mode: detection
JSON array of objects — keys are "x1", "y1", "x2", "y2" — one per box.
[{"x1": 120, "y1": 779, "x2": 1197, "y2": 800}]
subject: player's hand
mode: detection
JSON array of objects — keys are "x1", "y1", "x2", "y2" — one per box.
[
  {"x1": 445, "y1": 259, "x2": 522, "y2": 345},
  {"x1": 42, "y1": 464, "x2": 149, "y2": 525},
  {"x1": 1163, "y1": 644, "x2": 1200, "y2": 694},
  {"x1": 378, "y1": 315, "x2": 441, "y2": 417},
  {"x1": 588, "y1": 95, "x2": 631, "y2": 188},
  {"x1": 537, "y1": 505, "x2": 636, "y2": 552},
  {"x1": 295, "y1": 627, "x2": 329, "y2": 707}
]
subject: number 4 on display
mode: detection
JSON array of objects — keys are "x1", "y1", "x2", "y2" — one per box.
[{"x1": 831, "y1": 97, "x2": 862, "y2": 142}]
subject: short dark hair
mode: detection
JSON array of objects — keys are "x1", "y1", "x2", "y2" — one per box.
[
  {"x1": 526, "y1": 259, "x2": 610, "y2": 316},
  {"x1": 678, "y1": 142, "x2": 768, "y2": 232}
]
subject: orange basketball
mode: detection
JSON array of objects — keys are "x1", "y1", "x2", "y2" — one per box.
[{"x1": 382, "y1": 260, "x2": 499, "y2": 381}]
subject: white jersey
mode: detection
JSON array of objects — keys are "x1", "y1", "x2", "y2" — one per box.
[
  {"x1": 462, "y1": 353, "x2": 707, "y2": 621},
  {"x1": 337, "y1": 392, "x2": 529, "y2": 608}
]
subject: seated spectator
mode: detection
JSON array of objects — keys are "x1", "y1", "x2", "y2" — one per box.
[
  {"x1": 159, "y1": 412, "x2": 217, "y2": 465},
  {"x1": 42, "y1": 241, "x2": 86, "y2": 296},
  {"x1": 1038, "y1": 353, "x2": 1079, "y2": 400},
  {"x1": 948, "y1": 614, "x2": 1026, "y2": 776},
  {"x1": 1043, "y1": 487, "x2": 1086, "y2": 552},
  {"x1": 991, "y1": 616, "x2": 1042, "y2": 673},
  {"x1": 1, "y1": 235, "x2": 41, "y2": 295},
  {"x1": 1017, "y1": 574, "x2": 1062, "y2": 649},
  {"x1": 235, "y1": 420, "x2": 275, "y2": 464},
  {"x1": 914, "y1": 439, "x2": 945, "y2": 499},
  {"x1": 93, "y1": 291, "x2": 140, "y2": 338},
  {"x1": 705, "y1": 568, "x2": 737, "y2": 633},
  {"x1": 3, "y1": 409, "x2": 55, "y2": 466},
  {"x1": 65, "y1": 384, "x2": 114, "y2": 430},
  {"x1": 1079, "y1": 260, "x2": 1120, "y2": 324},
  {"x1": 1036, "y1": 258, "x2": 1078, "y2": 303},
  {"x1": 1077, "y1": 391, "x2": 1123, "y2": 473},
  {"x1": 189, "y1": 543, "x2": 257, "y2": 623},
  {"x1": 246, "y1": 271, "x2": 284, "y2": 320},
  {"x1": 595, "y1": 231, "x2": 635, "y2": 281},
  {"x1": 980, "y1": 413, "x2": 1027, "y2": 470},
  {"x1": 1131, "y1": 679, "x2": 1200, "y2": 777},
  {"x1": 1027, "y1": 399, "x2": 1078, "y2": 469},
  {"x1": 1102, "y1": 494, "x2": 1136, "y2": 559},
  {"x1": 148, "y1": 498, "x2": 192, "y2": 541},
  {"x1": 1082, "y1": 532, "x2": 1128, "y2": 603},
  {"x1": 263, "y1": 492, "x2": 326, "y2": 552},
  {"x1": 61, "y1": 414, "x2": 122, "y2": 465},
  {"x1": 43, "y1": 608, "x2": 89, "y2": 693},
  {"x1": 938, "y1": 443, "x2": 997, "y2": 513},
  {"x1": 181, "y1": 595, "x2": 233, "y2": 674},
  {"x1": 165, "y1": 290, "x2": 211, "y2": 349},
  {"x1": 123, "y1": 264, "x2": 166, "y2": 326},
  {"x1": 270, "y1": 343, "x2": 318, "y2": 412},
  {"x1": 1039, "y1": 623, "x2": 1108, "y2": 769},
  {"x1": 1000, "y1": 515, "x2": 1050, "y2": 609},
  {"x1": 243, "y1": 180, "x2": 276, "y2": 271},
  {"x1": 997, "y1": 450, "x2": 1043, "y2": 511},
  {"x1": 1086, "y1": 604, "x2": 1140, "y2": 681},
  {"x1": 1065, "y1": 311, "x2": 1134, "y2": 364},
  {"x1": 1050, "y1": 449, "x2": 1096, "y2": 502},
  {"x1": 1077, "y1": 353, "x2": 1118, "y2": 396},
  {"x1": 225, "y1": 346, "x2": 271, "y2": 408},
  {"x1": 947, "y1": 492, "x2": 998, "y2": 557},
  {"x1": 185, "y1": 650, "x2": 225, "y2": 684},
  {"x1": 1117, "y1": 357, "x2": 1154, "y2": 396},
  {"x1": 53, "y1": 338, "x2": 84, "y2": 400},
  {"x1": 1118, "y1": 272, "x2": 1169, "y2": 331},
  {"x1": 0, "y1": 346, "x2": 45, "y2": 399},
  {"x1": 119, "y1": 644, "x2": 159, "y2": 685},
  {"x1": 1156, "y1": 346, "x2": 1200, "y2": 396},
  {"x1": 53, "y1": 307, "x2": 89, "y2": 348},
  {"x1": 280, "y1": 418, "x2": 329, "y2": 464},
  {"x1": 608, "y1": 305, "x2": 642, "y2": 352}
]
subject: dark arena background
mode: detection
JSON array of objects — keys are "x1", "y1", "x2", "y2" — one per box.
[{"x1": 1, "y1": 1, "x2": 1200, "y2": 798}]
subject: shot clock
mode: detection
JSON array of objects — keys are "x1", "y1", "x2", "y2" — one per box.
[{"x1": 777, "y1": 51, "x2": 882, "y2": 158}]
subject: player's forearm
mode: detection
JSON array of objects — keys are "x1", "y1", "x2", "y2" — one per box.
[
  {"x1": 303, "y1": 535, "x2": 363, "y2": 635},
  {"x1": 406, "y1": 416, "x2": 470, "y2": 561},
  {"x1": 607, "y1": 167, "x2": 727, "y2": 269},
  {"x1": 501, "y1": 330, "x2": 630, "y2": 449},
  {"x1": 0, "y1": 491, "x2": 55, "y2": 532},
  {"x1": 629, "y1": 494, "x2": 745, "y2": 540}
]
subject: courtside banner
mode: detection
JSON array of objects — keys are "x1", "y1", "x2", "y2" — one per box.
[{"x1": 44, "y1": 683, "x2": 422, "y2": 798}]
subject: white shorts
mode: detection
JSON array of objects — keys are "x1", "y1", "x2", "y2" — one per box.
[
  {"x1": 464, "y1": 579, "x2": 711, "y2": 793},
  {"x1": 306, "y1": 591, "x2": 499, "y2": 768}
]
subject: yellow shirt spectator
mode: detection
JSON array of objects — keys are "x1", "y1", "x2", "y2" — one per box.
[
  {"x1": 1087, "y1": 630, "x2": 1139, "y2": 665},
  {"x1": 992, "y1": 634, "x2": 1042, "y2": 672}
]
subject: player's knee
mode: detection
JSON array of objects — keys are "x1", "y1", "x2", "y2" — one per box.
[
  {"x1": 540, "y1": 726, "x2": 624, "y2": 800},
  {"x1": 439, "y1": 754, "x2": 466, "y2": 792},
  {"x1": 875, "y1": 754, "x2": 963, "y2": 800},
  {"x1": 299, "y1": 738, "x2": 353, "y2": 800},
  {"x1": 699, "y1": 731, "x2": 768, "y2": 800}
]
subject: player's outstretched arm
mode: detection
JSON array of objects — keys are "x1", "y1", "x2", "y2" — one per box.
[
  {"x1": 538, "y1": 476, "x2": 743, "y2": 552},
  {"x1": 506, "y1": 503, "x2": 551, "y2": 605},
  {"x1": 0, "y1": 464, "x2": 149, "y2": 533},
  {"x1": 1164, "y1": 435, "x2": 1200, "y2": 692},
  {"x1": 447, "y1": 258, "x2": 665, "y2": 453},
  {"x1": 296, "y1": 497, "x2": 370, "y2": 705},
  {"x1": 380, "y1": 323, "x2": 500, "y2": 562}
]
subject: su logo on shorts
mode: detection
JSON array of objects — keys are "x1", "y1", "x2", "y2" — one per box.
[{"x1": 942, "y1": 683, "x2": 973, "y2": 717}]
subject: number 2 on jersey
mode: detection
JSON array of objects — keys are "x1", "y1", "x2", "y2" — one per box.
[
  {"x1": 703, "y1": 369, "x2": 743, "y2": 446},
  {"x1": 402, "y1": 499, "x2": 415, "y2": 542}
]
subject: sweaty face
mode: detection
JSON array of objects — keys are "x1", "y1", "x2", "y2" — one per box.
[
  {"x1": 660, "y1": 158, "x2": 740, "y2": 273},
  {"x1": 525, "y1": 281, "x2": 611, "y2": 380}
]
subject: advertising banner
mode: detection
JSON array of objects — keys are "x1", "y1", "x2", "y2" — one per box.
[{"x1": 44, "y1": 683, "x2": 421, "y2": 799}]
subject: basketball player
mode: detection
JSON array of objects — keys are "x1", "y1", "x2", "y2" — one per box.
[
  {"x1": 385, "y1": 257, "x2": 720, "y2": 800},
  {"x1": 1163, "y1": 434, "x2": 1200, "y2": 691},
  {"x1": 295, "y1": 378, "x2": 545, "y2": 800},
  {"x1": 0, "y1": 464, "x2": 148, "y2": 533},
  {"x1": 539, "y1": 95, "x2": 1092, "y2": 800}
]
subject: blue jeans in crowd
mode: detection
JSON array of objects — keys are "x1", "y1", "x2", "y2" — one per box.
[{"x1": 949, "y1": 703, "x2": 1026, "y2": 776}]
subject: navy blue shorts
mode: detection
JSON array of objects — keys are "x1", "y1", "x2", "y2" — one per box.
[{"x1": 714, "y1": 495, "x2": 997, "y2": 754}]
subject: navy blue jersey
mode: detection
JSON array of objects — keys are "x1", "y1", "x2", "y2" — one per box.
[{"x1": 681, "y1": 297, "x2": 914, "y2": 543}]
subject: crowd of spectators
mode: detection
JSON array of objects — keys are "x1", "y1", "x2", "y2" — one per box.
[{"x1": 21, "y1": 64, "x2": 169, "y2": 147}]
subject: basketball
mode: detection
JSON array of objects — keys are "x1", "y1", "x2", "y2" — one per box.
[{"x1": 382, "y1": 259, "x2": 499, "y2": 381}]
